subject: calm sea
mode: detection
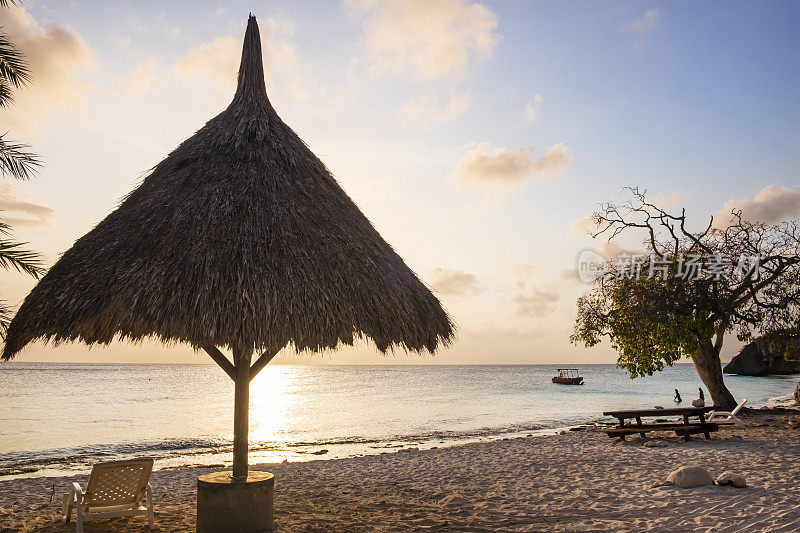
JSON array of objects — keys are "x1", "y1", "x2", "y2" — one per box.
[{"x1": 0, "y1": 363, "x2": 796, "y2": 478}]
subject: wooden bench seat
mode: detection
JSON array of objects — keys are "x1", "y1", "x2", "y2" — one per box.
[{"x1": 603, "y1": 422, "x2": 718, "y2": 440}]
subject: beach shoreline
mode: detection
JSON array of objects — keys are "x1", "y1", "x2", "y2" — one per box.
[{"x1": 2, "y1": 406, "x2": 798, "y2": 532}]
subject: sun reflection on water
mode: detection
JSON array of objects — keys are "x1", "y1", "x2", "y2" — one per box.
[{"x1": 249, "y1": 365, "x2": 303, "y2": 444}]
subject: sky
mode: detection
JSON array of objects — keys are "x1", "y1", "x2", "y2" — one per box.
[{"x1": 0, "y1": 0, "x2": 798, "y2": 366}]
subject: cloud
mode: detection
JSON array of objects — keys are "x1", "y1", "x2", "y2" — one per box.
[
  {"x1": 111, "y1": 34, "x2": 131, "y2": 49},
  {"x1": 0, "y1": 184, "x2": 55, "y2": 226},
  {"x1": 646, "y1": 191, "x2": 683, "y2": 208},
  {"x1": 622, "y1": 8, "x2": 661, "y2": 37},
  {"x1": 569, "y1": 213, "x2": 600, "y2": 236},
  {"x1": 174, "y1": 36, "x2": 240, "y2": 86},
  {"x1": 505, "y1": 263, "x2": 537, "y2": 288},
  {"x1": 126, "y1": 59, "x2": 158, "y2": 98},
  {"x1": 174, "y1": 16, "x2": 310, "y2": 100},
  {"x1": 512, "y1": 289, "x2": 560, "y2": 317},
  {"x1": 0, "y1": 5, "x2": 95, "y2": 132},
  {"x1": 594, "y1": 240, "x2": 641, "y2": 261},
  {"x1": 398, "y1": 91, "x2": 471, "y2": 128},
  {"x1": 713, "y1": 184, "x2": 800, "y2": 227},
  {"x1": 466, "y1": 322, "x2": 547, "y2": 341},
  {"x1": 504, "y1": 263, "x2": 560, "y2": 316},
  {"x1": 350, "y1": 0, "x2": 499, "y2": 82},
  {"x1": 522, "y1": 94, "x2": 542, "y2": 122},
  {"x1": 453, "y1": 142, "x2": 571, "y2": 185},
  {"x1": 431, "y1": 267, "x2": 484, "y2": 296}
]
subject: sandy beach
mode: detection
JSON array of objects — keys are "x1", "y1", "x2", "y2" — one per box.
[{"x1": 1, "y1": 407, "x2": 798, "y2": 532}]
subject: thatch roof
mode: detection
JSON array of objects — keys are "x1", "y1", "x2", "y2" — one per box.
[{"x1": 2, "y1": 15, "x2": 454, "y2": 360}]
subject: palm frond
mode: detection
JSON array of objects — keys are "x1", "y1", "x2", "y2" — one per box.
[
  {"x1": 0, "y1": 32, "x2": 30, "y2": 91},
  {"x1": 0, "y1": 78, "x2": 13, "y2": 107},
  {"x1": 0, "y1": 135, "x2": 41, "y2": 179},
  {"x1": 0, "y1": 237, "x2": 46, "y2": 278},
  {"x1": 0, "y1": 298, "x2": 11, "y2": 341},
  {"x1": 0, "y1": 1, "x2": 20, "y2": 8}
]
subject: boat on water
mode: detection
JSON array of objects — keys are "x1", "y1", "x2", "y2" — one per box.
[{"x1": 552, "y1": 368, "x2": 584, "y2": 385}]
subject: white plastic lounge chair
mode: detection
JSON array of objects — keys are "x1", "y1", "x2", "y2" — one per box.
[
  {"x1": 706, "y1": 399, "x2": 747, "y2": 426},
  {"x1": 62, "y1": 457, "x2": 156, "y2": 533}
]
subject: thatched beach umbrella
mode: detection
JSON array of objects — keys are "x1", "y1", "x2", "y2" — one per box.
[{"x1": 2, "y1": 14, "x2": 453, "y2": 522}]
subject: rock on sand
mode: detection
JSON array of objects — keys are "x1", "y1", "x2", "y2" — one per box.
[
  {"x1": 716, "y1": 471, "x2": 747, "y2": 488},
  {"x1": 664, "y1": 466, "x2": 715, "y2": 488}
]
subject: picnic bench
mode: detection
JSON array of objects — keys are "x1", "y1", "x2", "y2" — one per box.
[{"x1": 602, "y1": 406, "x2": 718, "y2": 441}]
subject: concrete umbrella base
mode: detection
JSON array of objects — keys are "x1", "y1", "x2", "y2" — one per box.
[{"x1": 197, "y1": 471, "x2": 274, "y2": 533}]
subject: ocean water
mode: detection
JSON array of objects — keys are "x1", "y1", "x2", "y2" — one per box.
[{"x1": 0, "y1": 362, "x2": 796, "y2": 478}]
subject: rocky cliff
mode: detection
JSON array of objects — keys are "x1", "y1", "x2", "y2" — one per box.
[{"x1": 723, "y1": 340, "x2": 800, "y2": 376}]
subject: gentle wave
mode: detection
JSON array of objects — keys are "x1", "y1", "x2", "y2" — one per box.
[{"x1": 0, "y1": 422, "x2": 556, "y2": 473}]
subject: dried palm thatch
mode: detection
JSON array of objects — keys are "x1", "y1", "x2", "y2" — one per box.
[{"x1": 1, "y1": 15, "x2": 454, "y2": 362}]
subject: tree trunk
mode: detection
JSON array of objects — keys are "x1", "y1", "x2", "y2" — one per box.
[
  {"x1": 693, "y1": 339, "x2": 737, "y2": 410},
  {"x1": 232, "y1": 347, "x2": 252, "y2": 480}
]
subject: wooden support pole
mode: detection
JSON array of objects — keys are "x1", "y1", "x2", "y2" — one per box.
[
  {"x1": 249, "y1": 348, "x2": 279, "y2": 381},
  {"x1": 203, "y1": 345, "x2": 236, "y2": 381},
  {"x1": 232, "y1": 347, "x2": 252, "y2": 480}
]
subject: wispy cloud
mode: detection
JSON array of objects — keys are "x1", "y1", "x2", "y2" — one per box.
[
  {"x1": 622, "y1": 8, "x2": 662, "y2": 37},
  {"x1": 512, "y1": 289, "x2": 560, "y2": 317},
  {"x1": 569, "y1": 213, "x2": 599, "y2": 236},
  {"x1": 453, "y1": 142, "x2": 571, "y2": 185},
  {"x1": 398, "y1": 91, "x2": 471, "y2": 128},
  {"x1": 646, "y1": 191, "x2": 684, "y2": 208},
  {"x1": 349, "y1": 0, "x2": 499, "y2": 83},
  {"x1": 125, "y1": 58, "x2": 158, "y2": 98},
  {"x1": 110, "y1": 34, "x2": 131, "y2": 49},
  {"x1": 505, "y1": 263, "x2": 560, "y2": 317},
  {"x1": 0, "y1": 184, "x2": 55, "y2": 226},
  {"x1": 431, "y1": 267, "x2": 484, "y2": 296},
  {"x1": 522, "y1": 94, "x2": 542, "y2": 122},
  {"x1": 174, "y1": 35, "x2": 239, "y2": 87}
]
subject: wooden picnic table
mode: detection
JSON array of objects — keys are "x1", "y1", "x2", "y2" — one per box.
[{"x1": 602, "y1": 406, "x2": 717, "y2": 441}]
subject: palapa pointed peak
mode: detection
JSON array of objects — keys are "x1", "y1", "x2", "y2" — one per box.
[{"x1": 235, "y1": 14, "x2": 267, "y2": 99}]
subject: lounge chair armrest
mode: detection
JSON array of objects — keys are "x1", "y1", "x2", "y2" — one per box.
[
  {"x1": 72, "y1": 483, "x2": 84, "y2": 508},
  {"x1": 63, "y1": 483, "x2": 83, "y2": 524}
]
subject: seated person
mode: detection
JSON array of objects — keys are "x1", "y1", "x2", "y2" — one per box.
[{"x1": 691, "y1": 388, "x2": 705, "y2": 408}]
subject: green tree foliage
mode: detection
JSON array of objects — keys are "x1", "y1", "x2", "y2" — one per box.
[{"x1": 572, "y1": 187, "x2": 800, "y2": 409}]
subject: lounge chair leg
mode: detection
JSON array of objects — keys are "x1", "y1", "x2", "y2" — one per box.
[
  {"x1": 75, "y1": 491, "x2": 84, "y2": 533},
  {"x1": 62, "y1": 491, "x2": 73, "y2": 523},
  {"x1": 147, "y1": 483, "x2": 156, "y2": 530}
]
